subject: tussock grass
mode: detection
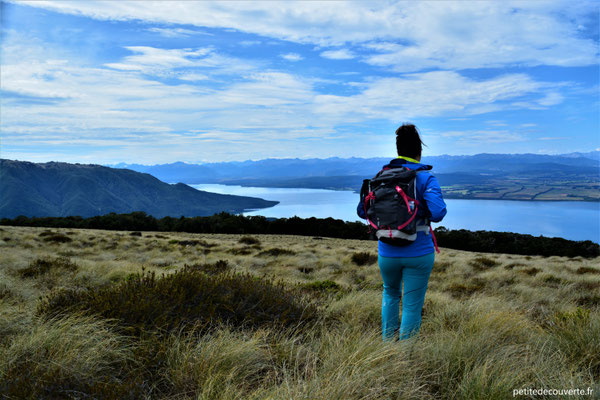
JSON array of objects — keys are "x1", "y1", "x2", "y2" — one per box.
[
  {"x1": 0, "y1": 315, "x2": 139, "y2": 398},
  {"x1": 239, "y1": 235, "x2": 261, "y2": 245},
  {"x1": 0, "y1": 225, "x2": 598, "y2": 399},
  {"x1": 258, "y1": 247, "x2": 297, "y2": 257},
  {"x1": 350, "y1": 251, "x2": 378, "y2": 266},
  {"x1": 18, "y1": 257, "x2": 78, "y2": 278}
]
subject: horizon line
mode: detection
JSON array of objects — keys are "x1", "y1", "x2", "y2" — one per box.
[{"x1": 2, "y1": 150, "x2": 599, "y2": 167}]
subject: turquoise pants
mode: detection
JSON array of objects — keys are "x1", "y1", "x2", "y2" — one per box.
[{"x1": 378, "y1": 253, "x2": 435, "y2": 341}]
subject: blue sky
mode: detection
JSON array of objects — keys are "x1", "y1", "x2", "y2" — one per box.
[{"x1": 1, "y1": 1, "x2": 598, "y2": 164}]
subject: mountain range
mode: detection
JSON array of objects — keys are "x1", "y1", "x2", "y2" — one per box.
[
  {"x1": 110, "y1": 152, "x2": 600, "y2": 201},
  {"x1": 0, "y1": 159, "x2": 278, "y2": 219}
]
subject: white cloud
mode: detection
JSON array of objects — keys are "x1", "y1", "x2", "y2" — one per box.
[
  {"x1": 18, "y1": 1, "x2": 599, "y2": 71},
  {"x1": 147, "y1": 27, "x2": 211, "y2": 38},
  {"x1": 101, "y1": 46, "x2": 259, "y2": 76},
  {"x1": 313, "y1": 71, "x2": 552, "y2": 120},
  {"x1": 486, "y1": 120, "x2": 508, "y2": 127},
  {"x1": 1, "y1": 43, "x2": 564, "y2": 163},
  {"x1": 537, "y1": 92, "x2": 564, "y2": 106},
  {"x1": 280, "y1": 53, "x2": 303, "y2": 62},
  {"x1": 539, "y1": 136, "x2": 568, "y2": 140},
  {"x1": 177, "y1": 73, "x2": 209, "y2": 81},
  {"x1": 104, "y1": 46, "x2": 212, "y2": 71},
  {"x1": 440, "y1": 130, "x2": 525, "y2": 144},
  {"x1": 320, "y1": 49, "x2": 355, "y2": 60},
  {"x1": 239, "y1": 40, "x2": 262, "y2": 46}
]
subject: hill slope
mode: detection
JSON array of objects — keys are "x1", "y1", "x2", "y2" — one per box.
[
  {"x1": 0, "y1": 226, "x2": 598, "y2": 398},
  {"x1": 0, "y1": 159, "x2": 278, "y2": 218}
]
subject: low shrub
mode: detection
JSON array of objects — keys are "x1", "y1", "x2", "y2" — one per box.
[
  {"x1": 229, "y1": 247, "x2": 258, "y2": 255},
  {"x1": 432, "y1": 261, "x2": 452, "y2": 274},
  {"x1": 504, "y1": 262, "x2": 525, "y2": 270},
  {"x1": 239, "y1": 236, "x2": 260, "y2": 245},
  {"x1": 37, "y1": 261, "x2": 318, "y2": 337},
  {"x1": 350, "y1": 252, "x2": 377, "y2": 266},
  {"x1": 542, "y1": 275, "x2": 564, "y2": 286},
  {"x1": 0, "y1": 284, "x2": 12, "y2": 300},
  {"x1": 19, "y1": 257, "x2": 78, "y2": 278},
  {"x1": 258, "y1": 248, "x2": 296, "y2": 257},
  {"x1": 302, "y1": 280, "x2": 346, "y2": 297},
  {"x1": 169, "y1": 239, "x2": 217, "y2": 248},
  {"x1": 576, "y1": 266, "x2": 600, "y2": 274},
  {"x1": 445, "y1": 278, "x2": 486, "y2": 298},
  {"x1": 469, "y1": 256, "x2": 499, "y2": 271},
  {"x1": 521, "y1": 267, "x2": 541, "y2": 276},
  {"x1": 42, "y1": 233, "x2": 72, "y2": 243},
  {"x1": 576, "y1": 295, "x2": 600, "y2": 307},
  {"x1": 185, "y1": 260, "x2": 230, "y2": 275}
]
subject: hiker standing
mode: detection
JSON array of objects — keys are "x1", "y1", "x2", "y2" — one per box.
[{"x1": 357, "y1": 124, "x2": 447, "y2": 341}]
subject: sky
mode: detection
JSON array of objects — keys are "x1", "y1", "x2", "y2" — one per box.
[{"x1": 1, "y1": 1, "x2": 599, "y2": 164}]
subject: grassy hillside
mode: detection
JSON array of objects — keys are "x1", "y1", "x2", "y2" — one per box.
[{"x1": 1, "y1": 226, "x2": 599, "y2": 399}]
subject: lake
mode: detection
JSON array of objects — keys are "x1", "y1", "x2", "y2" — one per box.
[{"x1": 191, "y1": 184, "x2": 600, "y2": 243}]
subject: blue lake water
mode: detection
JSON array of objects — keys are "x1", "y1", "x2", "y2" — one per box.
[{"x1": 192, "y1": 184, "x2": 600, "y2": 243}]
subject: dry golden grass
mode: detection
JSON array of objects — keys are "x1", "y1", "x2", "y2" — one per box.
[{"x1": 0, "y1": 225, "x2": 599, "y2": 399}]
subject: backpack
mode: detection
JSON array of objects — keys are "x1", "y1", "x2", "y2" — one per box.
[{"x1": 360, "y1": 165, "x2": 433, "y2": 247}]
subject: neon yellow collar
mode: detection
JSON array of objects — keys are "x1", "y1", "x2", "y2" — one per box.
[{"x1": 396, "y1": 155, "x2": 420, "y2": 163}]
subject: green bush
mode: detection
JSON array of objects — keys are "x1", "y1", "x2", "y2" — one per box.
[
  {"x1": 37, "y1": 261, "x2": 318, "y2": 337},
  {"x1": 350, "y1": 252, "x2": 377, "y2": 266},
  {"x1": 19, "y1": 257, "x2": 78, "y2": 278}
]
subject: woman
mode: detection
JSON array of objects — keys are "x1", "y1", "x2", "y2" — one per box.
[{"x1": 357, "y1": 124, "x2": 447, "y2": 341}]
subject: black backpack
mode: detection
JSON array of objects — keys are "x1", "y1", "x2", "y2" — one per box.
[{"x1": 360, "y1": 166, "x2": 427, "y2": 246}]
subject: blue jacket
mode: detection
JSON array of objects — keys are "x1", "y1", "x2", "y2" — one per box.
[{"x1": 357, "y1": 158, "x2": 447, "y2": 257}]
